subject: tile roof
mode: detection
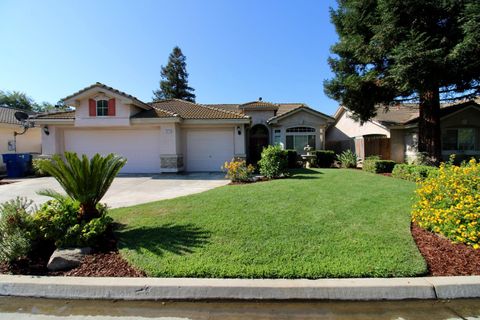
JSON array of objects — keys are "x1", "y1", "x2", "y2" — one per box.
[
  {"x1": 0, "y1": 107, "x2": 35, "y2": 125},
  {"x1": 35, "y1": 110, "x2": 76, "y2": 120},
  {"x1": 62, "y1": 82, "x2": 149, "y2": 108},
  {"x1": 131, "y1": 108, "x2": 177, "y2": 119},
  {"x1": 150, "y1": 99, "x2": 249, "y2": 119},
  {"x1": 240, "y1": 101, "x2": 279, "y2": 110}
]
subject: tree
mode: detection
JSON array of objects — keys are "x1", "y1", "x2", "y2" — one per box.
[
  {"x1": 152, "y1": 46, "x2": 196, "y2": 102},
  {"x1": 0, "y1": 90, "x2": 68, "y2": 112},
  {"x1": 325, "y1": 0, "x2": 480, "y2": 163},
  {"x1": 38, "y1": 152, "x2": 127, "y2": 222},
  {"x1": 0, "y1": 90, "x2": 35, "y2": 110}
]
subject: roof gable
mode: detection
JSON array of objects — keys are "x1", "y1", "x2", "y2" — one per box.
[
  {"x1": 62, "y1": 82, "x2": 150, "y2": 109},
  {"x1": 268, "y1": 105, "x2": 335, "y2": 123}
]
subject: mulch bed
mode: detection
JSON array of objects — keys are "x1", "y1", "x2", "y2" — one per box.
[
  {"x1": 0, "y1": 228, "x2": 145, "y2": 277},
  {"x1": 411, "y1": 223, "x2": 480, "y2": 276}
]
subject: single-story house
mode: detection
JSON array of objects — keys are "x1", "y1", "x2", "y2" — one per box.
[
  {"x1": 327, "y1": 98, "x2": 480, "y2": 163},
  {"x1": 0, "y1": 106, "x2": 41, "y2": 172},
  {"x1": 34, "y1": 83, "x2": 334, "y2": 173}
]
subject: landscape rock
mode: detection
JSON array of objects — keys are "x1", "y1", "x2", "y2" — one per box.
[{"x1": 47, "y1": 247, "x2": 92, "y2": 271}]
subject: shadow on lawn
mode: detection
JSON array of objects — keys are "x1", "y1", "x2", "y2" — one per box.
[
  {"x1": 116, "y1": 223, "x2": 211, "y2": 256},
  {"x1": 289, "y1": 168, "x2": 324, "y2": 179}
]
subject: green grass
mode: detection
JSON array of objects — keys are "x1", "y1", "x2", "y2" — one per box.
[{"x1": 111, "y1": 169, "x2": 427, "y2": 278}]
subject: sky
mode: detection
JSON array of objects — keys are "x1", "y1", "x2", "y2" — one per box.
[{"x1": 0, "y1": 0, "x2": 340, "y2": 115}]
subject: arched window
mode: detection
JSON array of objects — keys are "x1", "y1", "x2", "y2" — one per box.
[
  {"x1": 286, "y1": 127, "x2": 315, "y2": 133},
  {"x1": 96, "y1": 100, "x2": 109, "y2": 116},
  {"x1": 286, "y1": 127, "x2": 316, "y2": 153}
]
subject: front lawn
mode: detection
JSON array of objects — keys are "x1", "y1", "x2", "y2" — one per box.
[{"x1": 111, "y1": 169, "x2": 427, "y2": 278}]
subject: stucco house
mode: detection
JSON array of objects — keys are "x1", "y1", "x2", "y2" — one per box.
[
  {"x1": 327, "y1": 98, "x2": 480, "y2": 163},
  {"x1": 0, "y1": 106, "x2": 41, "y2": 172},
  {"x1": 34, "y1": 83, "x2": 334, "y2": 173}
]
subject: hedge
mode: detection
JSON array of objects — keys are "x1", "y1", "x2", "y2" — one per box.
[
  {"x1": 392, "y1": 164, "x2": 438, "y2": 182},
  {"x1": 285, "y1": 149, "x2": 300, "y2": 168},
  {"x1": 315, "y1": 150, "x2": 335, "y2": 168},
  {"x1": 363, "y1": 158, "x2": 396, "y2": 173}
]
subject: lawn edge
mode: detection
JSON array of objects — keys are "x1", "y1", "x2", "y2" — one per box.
[{"x1": 1, "y1": 275, "x2": 479, "y2": 300}]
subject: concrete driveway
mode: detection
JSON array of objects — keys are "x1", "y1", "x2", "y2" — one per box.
[{"x1": 0, "y1": 173, "x2": 228, "y2": 209}]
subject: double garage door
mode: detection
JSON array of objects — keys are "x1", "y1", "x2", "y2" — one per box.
[{"x1": 64, "y1": 128, "x2": 235, "y2": 173}]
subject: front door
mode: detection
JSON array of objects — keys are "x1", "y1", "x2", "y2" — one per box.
[{"x1": 249, "y1": 124, "x2": 269, "y2": 165}]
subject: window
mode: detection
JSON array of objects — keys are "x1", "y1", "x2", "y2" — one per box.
[
  {"x1": 96, "y1": 100, "x2": 108, "y2": 116},
  {"x1": 442, "y1": 128, "x2": 476, "y2": 151},
  {"x1": 286, "y1": 135, "x2": 316, "y2": 153},
  {"x1": 286, "y1": 127, "x2": 315, "y2": 133},
  {"x1": 273, "y1": 129, "x2": 281, "y2": 145}
]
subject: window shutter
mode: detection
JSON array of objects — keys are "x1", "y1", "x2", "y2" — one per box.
[
  {"x1": 108, "y1": 98, "x2": 116, "y2": 116},
  {"x1": 89, "y1": 99, "x2": 96, "y2": 117}
]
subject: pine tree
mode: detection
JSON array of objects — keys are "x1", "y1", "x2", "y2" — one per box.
[
  {"x1": 324, "y1": 0, "x2": 480, "y2": 163},
  {"x1": 152, "y1": 46, "x2": 196, "y2": 102}
]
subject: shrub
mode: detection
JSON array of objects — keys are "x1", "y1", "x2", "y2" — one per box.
[
  {"x1": 222, "y1": 159, "x2": 255, "y2": 182},
  {"x1": 337, "y1": 150, "x2": 357, "y2": 168},
  {"x1": 0, "y1": 197, "x2": 35, "y2": 262},
  {"x1": 258, "y1": 145, "x2": 288, "y2": 179},
  {"x1": 285, "y1": 150, "x2": 300, "y2": 168},
  {"x1": 32, "y1": 158, "x2": 52, "y2": 177},
  {"x1": 315, "y1": 150, "x2": 335, "y2": 168},
  {"x1": 392, "y1": 164, "x2": 438, "y2": 182},
  {"x1": 37, "y1": 152, "x2": 126, "y2": 222},
  {"x1": 412, "y1": 158, "x2": 480, "y2": 249},
  {"x1": 33, "y1": 196, "x2": 112, "y2": 248},
  {"x1": 363, "y1": 156, "x2": 396, "y2": 173}
]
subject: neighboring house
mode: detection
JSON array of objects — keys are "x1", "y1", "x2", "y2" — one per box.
[
  {"x1": 33, "y1": 83, "x2": 334, "y2": 173},
  {"x1": 0, "y1": 106, "x2": 41, "y2": 171},
  {"x1": 327, "y1": 98, "x2": 480, "y2": 163}
]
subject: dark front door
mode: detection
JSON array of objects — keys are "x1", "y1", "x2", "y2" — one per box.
[{"x1": 249, "y1": 124, "x2": 269, "y2": 165}]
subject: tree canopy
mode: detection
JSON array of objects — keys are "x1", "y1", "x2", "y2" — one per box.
[
  {"x1": 325, "y1": 0, "x2": 480, "y2": 162},
  {"x1": 0, "y1": 90, "x2": 67, "y2": 112},
  {"x1": 152, "y1": 46, "x2": 196, "y2": 102}
]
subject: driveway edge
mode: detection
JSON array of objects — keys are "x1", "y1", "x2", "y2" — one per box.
[{"x1": 3, "y1": 275, "x2": 479, "y2": 300}]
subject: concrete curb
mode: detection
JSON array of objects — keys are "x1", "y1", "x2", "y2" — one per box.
[{"x1": 2, "y1": 275, "x2": 479, "y2": 301}]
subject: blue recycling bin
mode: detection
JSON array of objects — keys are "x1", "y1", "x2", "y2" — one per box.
[{"x1": 2, "y1": 153, "x2": 33, "y2": 178}]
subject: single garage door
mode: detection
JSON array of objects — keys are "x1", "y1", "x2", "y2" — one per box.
[
  {"x1": 64, "y1": 129, "x2": 161, "y2": 173},
  {"x1": 185, "y1": 129, "x2": 234, "y2": 171}
]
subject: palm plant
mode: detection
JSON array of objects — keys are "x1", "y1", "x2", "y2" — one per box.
[{"x1": 38, "y1": 152, "x2": 126, "y2": 221}]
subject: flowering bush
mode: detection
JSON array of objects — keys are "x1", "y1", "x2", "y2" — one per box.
[
  {"x1": 412, "y1": 157, "x2": 480, "y2": 249},
  {"x1": 222, "y1": 159, "x2": 255, "y2": 182}
]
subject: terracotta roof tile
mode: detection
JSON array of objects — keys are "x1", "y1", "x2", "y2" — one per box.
[
  {"x1": 35, "y1": 110, "x2": 75, "y2": 120},
  {"x1": 62, "y1": 82, "x2": 149, "y2": 108},
  {"x1": 131, "y1": 108, "x2": 177, "y2": 119},
  {"x1": 150, "y1": 99, "x2": 248, "y2": 119},
  {"x1": 0, "y1": 107, "x2": 35, "y2": 125}
]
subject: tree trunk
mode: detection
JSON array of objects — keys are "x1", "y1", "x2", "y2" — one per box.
[
  {"x1": 79, "y1": 203, "x2": 99, "y2": 222},
  {"x1": 418, "y1": 85, "x2": 442, "y2": 165}
]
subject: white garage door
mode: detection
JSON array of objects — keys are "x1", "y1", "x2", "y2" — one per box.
[
  {"x1": 64, "y1": 129, "x2": 161, "y2": 173},
  {"x1": 185, "y1": 129, "x2": 234, "y2": 171}
]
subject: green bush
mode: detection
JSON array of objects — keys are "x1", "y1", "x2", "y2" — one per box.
[
  {"x1": 392, "y1": 164, "x2": 438, "y2": 182},
  {"x1": 33, "y1": 197, "x2": 112, "y2": 248},
  {"x1": 363, "y1": 157, "x2": 396, "y2": 173},
  {"x1": 0, "y1": 197, "x2": 35, "y2": 262},
  {"x1": 32, "y1": 158, "x2": 52, "y2": 177},
  {"x1": 337, "y1": 150, "x2": 357, "y2": 168},
  {"x1": 285, "y1": 150, "x2": 300, "y2": 168},
  {"x1": 315, "y1": 150, "x2": 335, "y2": 168},
  {"x1": 258, "y1": 145, "x2": 288, "y2": 179}
]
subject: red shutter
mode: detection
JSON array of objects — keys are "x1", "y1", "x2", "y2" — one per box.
[
  {"x1": 89, "y1": 99, "x2": 96, "y2": 116},
  {"x1": 108, "y1": 98, "x2": 116, "y2": 116}
]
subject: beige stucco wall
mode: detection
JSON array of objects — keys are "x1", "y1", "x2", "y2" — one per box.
[
  {"x1": 0, "y1": 124, "x2": 41, "y2": 169},
  {"x1": 74, "y1": 93, "x2": 143, "y2": 127},
  {"x1": 327, "y1": 109, "x2": 390, "y2": 141},
  {"x1": 244, "y1": 110, "x2": 275, "y2": 127},
  {"x1": 273, "y1": 110, "x2": 329, "y2": 150}
]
